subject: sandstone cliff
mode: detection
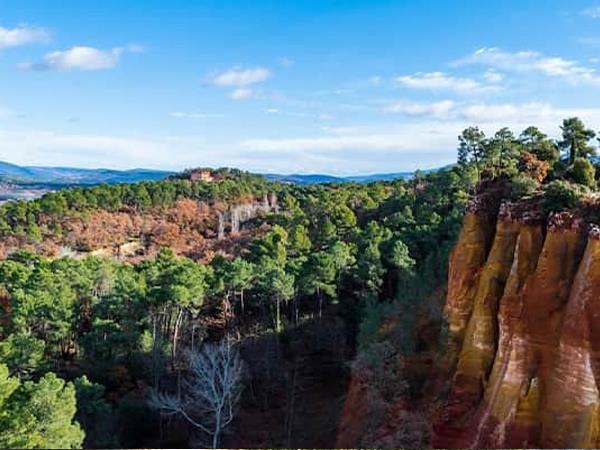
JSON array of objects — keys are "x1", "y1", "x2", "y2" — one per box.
[
  {"x1": 435, "y1": 198, "x2": 600, "y2": 448},
  {"x1": 337, "y1": 190, "x2": 600, "y2": 449}
]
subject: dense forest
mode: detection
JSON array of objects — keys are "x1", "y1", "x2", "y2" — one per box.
[{"x1": 1, "y1": 117, "x2": 599, "y2": 448}]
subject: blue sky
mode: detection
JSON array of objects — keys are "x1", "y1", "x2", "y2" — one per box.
[{"x1": 3, "y1": 0, "x2": 600, "y2": 174}]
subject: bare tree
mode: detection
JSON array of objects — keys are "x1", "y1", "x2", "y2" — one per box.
[{"x1": 149, "y1": 339, "x2": 244, "y2": 448}]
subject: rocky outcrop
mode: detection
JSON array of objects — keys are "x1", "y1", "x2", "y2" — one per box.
[
  {"x1": 335, "y1": 188, "x2": 600, "y2": 449},
  {"x1": 434, "y1": 199, "x2": 600, "y2": 448},
  {"x1": 217, "y1": 193, "x2": 278, "y2": 240},
  {"x1": 542, "y1": 226, "x2": 600, "y2": 448}
]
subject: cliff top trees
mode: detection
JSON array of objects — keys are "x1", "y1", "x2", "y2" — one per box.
[
  {"x1": 457, "y1": 126, "x2": 487, "y2": 180},
  {"x1": 487, "y1": 127, "x2": 521, "y2": 177},
  {"x1": 455, "y1": 120, "x2": 600, "y2": 191},
  {"x1": 570, "y1": 157, "x2": 596, "y2": 188},
  {"x1": 542, "y1": 179, "x2": 585, "y2": 214},
  {"x1": 519, "y1": 126, "x2": 559, "y2": 163},
  {"x1": 457, "y1": 127, "x2": 522, "y2": 181},
  {"x1": 559, "y1": 117, "x2": 596, "y2": 164}
]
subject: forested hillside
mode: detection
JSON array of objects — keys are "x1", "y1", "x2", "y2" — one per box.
[
  {"x1": 339, "y1": 117, "x2": 600, "y2": 448},
  {"x1": 2, "y1": 117, "x2": 599, "y2": 448},
  {"x1": 0, "y1": 160, "x2": 468, "y2": 447}
]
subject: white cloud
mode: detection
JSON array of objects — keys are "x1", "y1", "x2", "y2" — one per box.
[
  {"x1": 21, "y1": 46, "x2": 128, "y2": 71},
  {"x1": 320, "y1": 126, "x2": 360, "y2": 134},
  {"x1": 0, "y1": 129, "x2": 237, "y2": 170},
  {"x1": 583, "y1": 5, "x2": 600, "y2": 18},
  {"x1": 207, "y1": 67, "x2": 271, "y2": 100},
  {"x1": 0, "y1": 24, "x2": 49, "y2": 49},
  {"x1": 456, "y1": 47, "x2": 600, "y2": 85},
  {"x1": 209, "y1": 67, "x2": 271, "y2": 87},
  {"x1": 395, "y1": 71, "x2": 501, "y2": 94},
  {"x1": 458, "y1": 102, "x2": 553, "y2": 122},
  {"x1": 7, "y1": 102, "x2": 600, "y2": 174},
  {"x1": 0, "y1": 129, "x2": 181, "y2": 168},
  {"x1": 314, "y1": 88, "x2": 355, "y2": 96},
  {"x1": 242, "y1": 134, "x2": 425, "y2": 152},
  {"x1": 385, "y1": 100, "x2": 456, "y2": 118},
  {"x1": 483, "y1": 69, "x2": 504, "y2": 83},
  {"x1": 230, "y1": 88, "x2": 254, "y2": 100},
  {"x1": 263, "y1": 107, "x2": 333, "y2": 120},
  {"x1": 170, "y1": 112, "x2": 223, "y2": 119},
  {"x1": 385, "y1": 99, "x2": 554, "y2": 123},
  {"x1": 241, "y1": 103, "x2": 600, "y2": 162}
]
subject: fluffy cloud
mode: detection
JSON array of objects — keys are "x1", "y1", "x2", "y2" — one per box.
[
  {"x1": 207, "y1": 67, "x2": 271, "y2": 100},
  {"x1": 21, "y1": 46, "x2": 126, "y2": 71},
  {"x1": 458, "y1": 102, "x2": 553, "y2": 122},
  {"x1": 483, "y1": 70, "x2": 504, "y2": 83},
  {"x1": 385, "y1": 99, "x2": 554, "y2": 123},
  {"x1": 456, "y1": 47, "x2": 600, "y2": 85},
  {"x1": 6, "y1": 102, "x2": 600, "y2": 174},
  {"x1": 0, "y1": 128, "x2": 218, "y2": 170},
  {"x1": 242, "y1": 134, "x2": 425, "y2": 152},
  {"x1": 209, "y1": 67, "x2": 271, "y2": 87},
  {"x1": 230, "y1": 88, "x2": 255, "y2": 100},
  {"x1": 395, "y1": 71, "x2": 501, "y2": 94},
  {"x1": 385, "y1": 100, "x2": 456, "y2": 118},
  {"x1": 170, "y1": 112, "x2": 223, "y2": 119},
  {"x1": 0, "y1": 24, "x2": 49, "y2": 49},
  {"x1": 241, "y1": 103, "x2": 600, "y2": 164}
]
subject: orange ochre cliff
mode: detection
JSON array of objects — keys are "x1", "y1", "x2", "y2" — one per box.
[
  {"x1": 435, "y1": 197, "x2": 600, "y2": 449},
  {"x1": 337, "y1": 194, "x2": 600, "y2": 448}
]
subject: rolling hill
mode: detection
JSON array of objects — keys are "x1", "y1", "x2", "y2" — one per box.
[
  {"x1": 0, "y1": 161, "x2": 423, "y2": 188},
  {"x1": 0, "y1": 161, "x2": 173, "y2": 186}
]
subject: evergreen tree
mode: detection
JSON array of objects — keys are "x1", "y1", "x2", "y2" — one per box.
[
  {"x1": 0, "y1": 364, "x2": 84, "y2": 449},
  {"x1": 457, "y1": 126, "x2": 486, "y2": 179},
  {"x1": 519, "y1": 126, "x2": 559, "y2": 163},
  {"x1": 559, "y1": 117, "x2": 596, "y2": 164}
]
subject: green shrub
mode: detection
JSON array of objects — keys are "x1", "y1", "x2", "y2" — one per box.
[
  {"x1": 543, "y1": 180, "x2": 585, "y2": 214},
  {"x1": 570, "y1": 157, "x2": 597, "y2": 188},
  {"x1": 508, "y1": 175, "x2": 539, "y2": 200}
]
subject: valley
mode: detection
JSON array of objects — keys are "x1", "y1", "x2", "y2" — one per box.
[
  {"x1": 3, "y1": 2, "x2": 597, "y2": 448},
  {"x1": 4, "y1": 119, "x2": 600, "y2": 448}
]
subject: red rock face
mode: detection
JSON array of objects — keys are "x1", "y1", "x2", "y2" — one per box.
[
  {"x1": 336, "y1": 374, "x2": 370, "y2": 448},
  {"x1": 542, "y1": 233, "x2": 600, "y2": 448},
  {"x1": 445, "y1": 212, "x2": 497, "y2": 351},
  {"x1": 434, "y1": 206, "x2": 600, "y2": 449},
  {"x1": 336, "y1": 198, "x2": 600, "y2": 449}
]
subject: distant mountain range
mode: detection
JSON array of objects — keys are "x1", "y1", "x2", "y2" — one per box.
[
  {"x1": 0, "y1": 161, "x2": 172, "y2": 186},
  {"x1": 263, "y1": 172, "x2": 417, "y2": 184},
  {"x1": 0, "y1": 160, "x2": 426, "y2": 187}
]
